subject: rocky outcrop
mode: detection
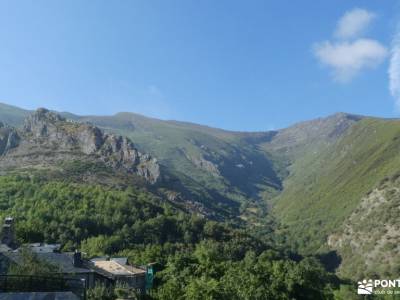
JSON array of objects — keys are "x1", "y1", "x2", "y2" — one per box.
[
  {"x1": 186, "y1": 154, "x2": 220, "y2": 176},
  {"x1": 0, "y1": 123, "x2": 20, "y2": 156},
  {"x1": 181, "y1": 149, "x2": 220, "y2": 177},
  {"x1": 328, "y1": 178, "x2": 400, "y2": 279},
  {"x1": 0, "y1": 109, "x2": 160, "y2": 184}
]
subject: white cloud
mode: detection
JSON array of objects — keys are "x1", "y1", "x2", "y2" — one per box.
[
  {"x1": 313, "y1": 8, "x2": 387, "y2": 83},
  {"x1": 314, "y1": 39, "x2": 388, "y2": 82},
  {"x1": 389, "y1": 27, "x2": 400, "y2": 111},
  {"x1": 335, "y1": 8, "x2": 376, "y2": 40}
]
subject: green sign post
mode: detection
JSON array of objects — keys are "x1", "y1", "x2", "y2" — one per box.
[{"x1": 145, "y1": 265, "x2": 154, "y2": 292}]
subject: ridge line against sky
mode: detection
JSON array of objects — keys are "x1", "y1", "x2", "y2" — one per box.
[
  {"x1": 0, "y1": 1, "x2": 399, "y2": 131},
  {"x1": 0, "y1": 101, "x2": 391, "y2": 133}
]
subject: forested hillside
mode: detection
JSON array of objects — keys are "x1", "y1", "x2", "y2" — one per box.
[{"x1": 0, "y1": 174, "x2": 341, "y2": 299}]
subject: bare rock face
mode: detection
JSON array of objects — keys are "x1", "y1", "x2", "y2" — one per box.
[
  {"x1": 0, "y1": 123, "x2": 20, "y2": 156},
  {"x1": 23, "y1": 108, "x2": 65, "y2": 137},
  {"x1": 185, "y1": 152, "x2": 220, "y2": 177},
  {"x1": 23, "y1": 108, "x2": 104, "y2": 152},
  {"x1": 1, "y1": 108, "x2": 160, "y2": 184}
]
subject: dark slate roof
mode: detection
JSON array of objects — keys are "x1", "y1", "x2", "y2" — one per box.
[
  {"x1": 0, "y1": 291, "x2": 79, "y2": 299},
  {"x1": 3, "y1": 252, "x2": 93, "y2": 274}
]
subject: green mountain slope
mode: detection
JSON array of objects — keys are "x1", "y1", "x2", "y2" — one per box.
[
  {"x1": 261, "y1": 112, "x2": 362, "y2": 160},
  {"x1": 0, "y1": 104, "x2": 283, "y2": 219},
  {"x1": 273, "y1": 118, "x2": 400, "y2": 276},
  {"x1": 0, "y1": 104, "x2": 360, "y2": 222},
  {"x1": 74, "y1": 113, "x2": 362, "y2": 219},
  {"x1": 73, "y1": 112, "x2": 284, "y2": 220},
  {"x1": 0, "y1": 104, "x2": 369, "y2": 218},
  {"x1": 0, "y1": 103, "x2": 30, "y2": 127}
]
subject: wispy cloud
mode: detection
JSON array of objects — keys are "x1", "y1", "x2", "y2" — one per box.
[
  {"x1": 314, "y1": 39, "x2": 387, "y2": 82},
  {"x1": 335, "y1": 8, "x2": 376, "y2": 39},
  {"x1": 313, "y1": 8, "x2": 387, "y2": 83},
  {"x1": 389, "y1": 26, "x2": 400, "y2": 111}
]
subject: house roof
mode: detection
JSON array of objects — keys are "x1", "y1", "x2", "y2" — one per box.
[
  {"x1": 28, "y1": 243, "x2": 61, "y2": 253},
  {"x1": 4, "y1": 252, "x2": 93, "y2": 274},
  {"x1": 0, "y1": 292, "x2": 79, "y2": 300},
  {"x1": 91, "y1": 260, "x2": 145, "y2": 277},
  {"x1": 110, "y1": 257, "x2": 127, "y2": 265}
]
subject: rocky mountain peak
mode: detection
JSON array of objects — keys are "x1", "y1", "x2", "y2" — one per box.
[
  {"x1": 24, "y1": 107, "x2": 62, "y2": 127},
  {"x1": 0, "y1": 109, "x2": 161, "y2": 184},
  {"x1": 34, "y1": 108, "x2": 64, "y2": 121}
]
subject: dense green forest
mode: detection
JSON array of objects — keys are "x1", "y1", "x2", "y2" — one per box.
[{"x1": 0, "y1": 175, "x2": 354, "y2": 299}]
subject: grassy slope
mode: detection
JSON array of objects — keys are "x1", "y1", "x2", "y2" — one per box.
[
  {"x1": 0, "y1": 103, "x2": 30, "y2": 127},
  {"x1": 75, "y1": 113, "x2": 283, "y2": 219},
  {"x1": 273, "y1": 118, "x2": 400, "y2": 254}
]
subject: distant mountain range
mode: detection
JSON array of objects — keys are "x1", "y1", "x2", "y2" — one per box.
[{"x1": 0, "y1": 102, "x2": 399, "y2": 279}]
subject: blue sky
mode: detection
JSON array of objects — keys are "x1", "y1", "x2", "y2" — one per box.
[{"x1": 0, "y1": 0, "x2": 399, "y2": 131}]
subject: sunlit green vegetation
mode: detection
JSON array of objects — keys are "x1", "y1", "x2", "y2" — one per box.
[
  {"x1": 274, "y1": 119, "x2": 400, "y2": 255},
  {"x1": 0, "y1": 175, "x2": 346, "y2": 299}
]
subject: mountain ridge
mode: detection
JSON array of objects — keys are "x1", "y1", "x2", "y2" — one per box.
[{"x1": 0, "y1": 101, "x2": 377, "y2": 133}]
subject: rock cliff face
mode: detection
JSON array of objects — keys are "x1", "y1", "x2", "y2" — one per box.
[
  {"x1": 0, "y1": 123, "x2": 20, "y2": 156},
  {"x1": 0, "y1": 109, "x2": 160, "y2": 183}
]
